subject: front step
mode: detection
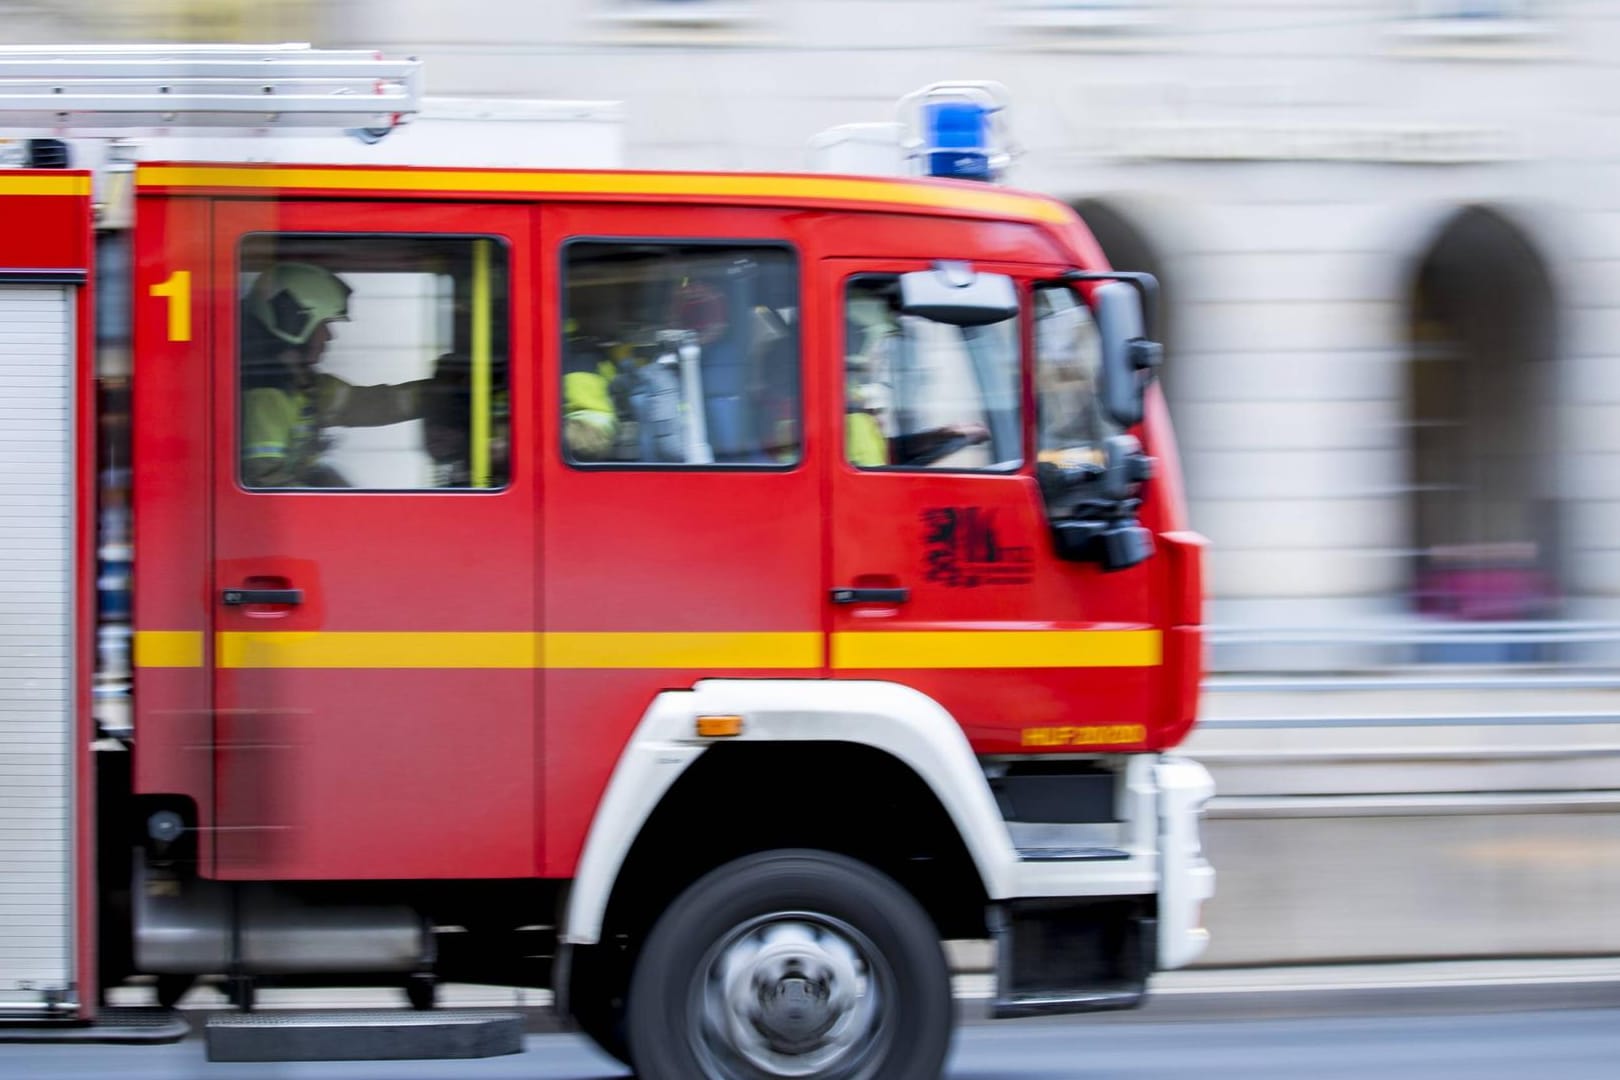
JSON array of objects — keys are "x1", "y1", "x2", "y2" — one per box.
[
  {"x1": 1015, "y1": 845, "x2": 1131, "y2": 861},
  {"x1": 0, "y1": 1007, "x2": 188, "y2": 1044},
  {"x1": 991, "y1": 899, "x2": 1150, "y2": 1019},
  {"x1": 205, "y1": 1009, "x2": 523, "y2": 1062}
]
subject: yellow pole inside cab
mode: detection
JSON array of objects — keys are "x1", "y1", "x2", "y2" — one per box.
[{"x1": 471, "y1": 239, "x2": 492, "y2": 488}]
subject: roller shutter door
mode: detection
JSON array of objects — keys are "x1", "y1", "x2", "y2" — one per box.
[{"x1": 0, "y1": 282, "x2": 76, "y2": 1011}]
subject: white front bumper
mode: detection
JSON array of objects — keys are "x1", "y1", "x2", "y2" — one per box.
[{"x1": 1154, "y1": 755, "x2": 1216, "y2": 970}]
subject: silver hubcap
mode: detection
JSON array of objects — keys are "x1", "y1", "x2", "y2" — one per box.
[{"x1": 695, "y1": 913, "x2": 888, "y2": 1077}]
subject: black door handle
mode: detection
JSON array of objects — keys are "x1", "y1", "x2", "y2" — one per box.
[
  {"x1": 830, "y1": 587, "x2": 910, "y2": 605},
  {"x1": 222, "y1": 588, "x2": 303, "y2": 606}
]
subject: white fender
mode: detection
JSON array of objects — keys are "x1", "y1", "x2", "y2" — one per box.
[
  {"x1": 561, "y1": 678, "x2": 1180, "y2": 947},
  {"x1": 563, "y1": 679, "x2": 1021, "y2": 945}
]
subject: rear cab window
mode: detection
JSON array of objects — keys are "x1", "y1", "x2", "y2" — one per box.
[{"x1": 560, "y1": 241, "x2": 801, "y2": 468}]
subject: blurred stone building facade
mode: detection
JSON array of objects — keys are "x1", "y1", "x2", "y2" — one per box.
[{"x1": 14, "y1": 0, "x2": 1620, "y2": 667}]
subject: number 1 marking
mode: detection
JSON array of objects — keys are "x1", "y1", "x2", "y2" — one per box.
[{"x1": 149, "y1": 270, "x2": 192, "y2": 342}]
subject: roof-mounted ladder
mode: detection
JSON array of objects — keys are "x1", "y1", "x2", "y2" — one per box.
[{"x1": 0, "y1": 43, "x2": 422, "y2": 133}]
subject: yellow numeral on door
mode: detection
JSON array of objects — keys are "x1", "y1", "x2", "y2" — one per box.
[{"x1": 149, "y1": 270, "x2": 192, "y2": 343}]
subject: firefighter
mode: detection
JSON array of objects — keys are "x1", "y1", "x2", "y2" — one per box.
[
  {"x1": 845, "y1": 309, "x2": 896, "y2": 467},
  {"x1": 844, "y1": 309, "x2": 989, "y2": 468},
  {"x1": 240, "y1": 262, "x2": 431, "y2": 488},
  {"x1": 563, "y1": 368, "x2": 619, "y2": 461},
  {"x1": 558, "y1": 327, "x2": 622, "y2": 462}
]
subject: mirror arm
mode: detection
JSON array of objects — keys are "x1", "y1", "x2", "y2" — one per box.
[{"x1": 1061, "y1": 269, "x2": 1160, "y2": 340}]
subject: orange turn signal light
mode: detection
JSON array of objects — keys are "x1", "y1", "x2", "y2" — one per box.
[{"x1": 695, "y1": 714, "x2": 744, "y2": 738}]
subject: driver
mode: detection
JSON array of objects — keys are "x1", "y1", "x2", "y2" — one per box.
[{"x1": 844, "y1": 309, "x2": 988, "y2": 468}]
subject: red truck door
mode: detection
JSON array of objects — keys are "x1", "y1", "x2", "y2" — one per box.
[
  {"x1": 208, "y1": 200, "x2": 539, "y2": 880},
  {"x1": 536, "y1": 206, "x2": 824, "y2": 874},
  {"x1": 826, "y1": 259, "x2": 1164, "y2": 754}
]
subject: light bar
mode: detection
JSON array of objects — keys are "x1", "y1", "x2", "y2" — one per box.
[
  {"x1": 923, "y1": 101, "x2": 993, "y2": 182},
  {"x1": 900, "y1": 82, "x2": 1012, "y2": 184}
]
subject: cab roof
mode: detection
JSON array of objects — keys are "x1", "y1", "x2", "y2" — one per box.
[{"x1": 134, "y1": 163, "x2": 1076, "y2": 228}]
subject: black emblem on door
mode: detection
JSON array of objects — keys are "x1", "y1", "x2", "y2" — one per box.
[{"x1": 921, "y1": 507, "x2": 1034, "y2": 588}]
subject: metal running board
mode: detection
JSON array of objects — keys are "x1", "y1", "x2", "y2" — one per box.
[
  {"x1": 0, "y1": 44, "x2": 421, "y2": 131},
  {"x1": 205, "y1": 1010, "x2": 523, "y2": 1062},
  {"x1": 1015, "y1": 846, "x2": 1131, "y2": 861},
  {"x1": 992, "y1": 986, "x2": 1144, "y2": 1020},
  {"x1": 0, "y1": 1008, "x2": 188, "y2": 1045}
]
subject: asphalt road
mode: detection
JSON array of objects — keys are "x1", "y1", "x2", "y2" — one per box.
[{"x1": 5, "y1": 1000, "x2": 1620, "y2": 1080}]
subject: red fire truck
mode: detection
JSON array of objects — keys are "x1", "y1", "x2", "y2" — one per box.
[{"x1": 0, "y1": 46, "x2": 1211, "y2": 1077}]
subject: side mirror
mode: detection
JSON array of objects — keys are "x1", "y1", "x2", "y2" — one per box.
[
  {"x1": 1050, "y1": 516, "x2": 1154, "y2": 573},
  {"x1": 1046, "y1": 434, "x2": 1157, "y2": 572},
  {"x1": 1092, "y1": 281, "x2": 1162, "y2": 428},
  {"x1": 899, "y1": 262, "x2": 1017, "y2": 327},
  {"x1": 1100, "y1": 433, "x2": 1154, "y2": 502}
]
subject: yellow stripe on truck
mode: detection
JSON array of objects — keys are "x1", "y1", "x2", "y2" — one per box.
[
  {"x1": 133, "y1": 631, "x2": 206, "y2": 668},
  {"x1": 831, "y1": 629, "x2": 1163, "y2": 670},
  {"x1": 214, "y1": 631, "x2": 823, "y2": 670},
  {"x1": 218, "y1": 631, "x2": 540, "y2": 670},
  {"x1": 541, "y1": 632, "x2": 822, "y2": 670},
  {"x1": 132, "y1": 629, "x2": 1161, "y2": 670},
  {"x1": 0, "y1": 174, "x2": 91, "y2": 196}
]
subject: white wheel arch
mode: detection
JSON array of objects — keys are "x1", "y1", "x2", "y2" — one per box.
[
  {"x1": 562, "y1": 679, "x2": 1018, "y2": 945},
  {"x1": 561, "y1": 678, "x2": 1182, "y2": 947}
]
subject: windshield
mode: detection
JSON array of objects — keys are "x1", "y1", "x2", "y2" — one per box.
[{"x1": 1034, "y1": 283, "x2": 1120, "y2": 473}]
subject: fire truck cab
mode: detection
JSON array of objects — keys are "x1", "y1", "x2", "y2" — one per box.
[{"x1": 0, "y1": 48, "x2": 1211, "y2": 1077}]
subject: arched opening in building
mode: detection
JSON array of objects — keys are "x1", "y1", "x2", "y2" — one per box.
[
  {"x1": 1405, "y1": 205, "x2": 1560, "y2": 643},
  {"x1": 1071, "y1": 199, "x2": 1174, "y2": 395}
]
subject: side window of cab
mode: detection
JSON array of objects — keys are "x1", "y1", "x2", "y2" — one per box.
[
  {"x1": 843, "y1": 275, "x2": 1022, "y2": 472},
  {"x1": 560, "y1": 241, "x2": 801, "y2": 468},
  {"x1": 237, "y1": 234, "x2": 512, "y2": 491}
]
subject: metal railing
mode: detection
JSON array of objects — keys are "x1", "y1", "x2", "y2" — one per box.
[{"x1": 1206, "y1": 619, "x2": 1620, "y2": 682}]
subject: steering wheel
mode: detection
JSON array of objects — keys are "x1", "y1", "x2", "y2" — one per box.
[{"x1": 903, "y1": 433, "x2": 976, "y2": 467}]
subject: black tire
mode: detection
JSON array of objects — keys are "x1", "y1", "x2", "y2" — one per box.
[
  {"x1": 566, "y1": 941, "x2": 634, "y2": 1067},
  {"x1": 227, "y1": 975, "x2": 256, "y2": 1012},
  {"x1": 626, "y1": 850, "x2": 952, "y2": 1080},
  {"x1": 405, "y1": 972, "x2": 437, "y2": 1011},
  {"x1": 154, "y1": 973, "x2": 195, "y2": 1009}
]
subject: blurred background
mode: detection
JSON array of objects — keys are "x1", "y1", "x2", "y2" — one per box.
[
  {"x1": 13, "y1": 0, "x2": 1610, "y2": 669},
  {"x1": 14, "y1": 0, "x2": 1620, "y2": 969}
]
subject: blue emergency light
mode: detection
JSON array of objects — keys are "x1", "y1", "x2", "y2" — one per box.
[
  {"x1": 900, "y1": 83, "x2": 1012, "y2": 183},
  {"x1": 922, "y1": 101, "x2": 993, "y2": 182}
]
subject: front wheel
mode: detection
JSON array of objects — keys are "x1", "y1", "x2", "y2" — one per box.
[{"x1": 626, "y1": 850, "x2": 953, "y2": 1080}]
